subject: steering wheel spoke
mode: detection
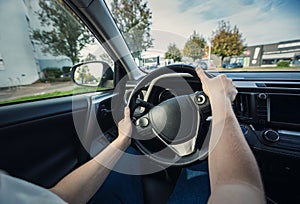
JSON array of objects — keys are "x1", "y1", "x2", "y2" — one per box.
[
  {"x1": 193, "y1": 91, "x2": 211, "y2": 119},
  {"x1": 154, "y1": 129, "x2": 198, "y2": 157}
]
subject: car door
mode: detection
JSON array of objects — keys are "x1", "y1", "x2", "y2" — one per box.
[{"x1": 0, "y1": 0, "x2": 123, "y2": 189}]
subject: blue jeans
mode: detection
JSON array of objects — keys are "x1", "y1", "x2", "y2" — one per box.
[
  {"x1": 90, "y1": 147, "x2": 210, "y2": 204},
  {"x1": 167, "y1": 162, "x2": 210, "y2": 204}
]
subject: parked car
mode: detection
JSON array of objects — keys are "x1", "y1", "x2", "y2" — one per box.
[
  {"x1": 290, "y1": 59, "x2": 300, "y2": 67},
  {"x1": 226, "y1": 62, "x2": 243, "y2": 68}
]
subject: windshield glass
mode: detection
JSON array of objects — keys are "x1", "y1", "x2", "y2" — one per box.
[{"x1": 106, "y1": 0, "x2": 300, "y2": 72}]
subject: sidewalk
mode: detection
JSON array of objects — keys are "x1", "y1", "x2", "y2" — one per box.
[{"x1": 0, "y1": 81, "x2": 75, "y2": 102}]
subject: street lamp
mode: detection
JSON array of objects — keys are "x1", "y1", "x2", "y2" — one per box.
[
  {"x1": 205, "y1": 37, "x2": 211, "y2": 69},
  {"x1": 208, "y1": 39, "x2": 211, "y2": 69}
]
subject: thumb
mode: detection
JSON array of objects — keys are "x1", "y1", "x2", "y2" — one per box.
[
  {"x1": 195, "y1": 67, "x2": 208, "y2": 83},
  {"x1": 124, "y1": 106, "x2": 130, "y2": 119}
]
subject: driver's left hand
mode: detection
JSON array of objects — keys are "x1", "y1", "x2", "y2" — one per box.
[{"x1": 118, "y1": 107, "x2": 132, "y2": 144}]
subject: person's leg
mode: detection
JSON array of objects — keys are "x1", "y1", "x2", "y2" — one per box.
[
  {"x1": 90, "y1": 147, "x2": 144, "y2": 204},
  {"x1": 90, "y1": 170, "x2": 144, "y2": 204},
  {"x1": 167, "y1": 161, "x2": 210, "y2": 204}
]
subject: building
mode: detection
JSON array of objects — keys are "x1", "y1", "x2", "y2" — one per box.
[
  {"x1": 0, "y1": 0, "x2": 39, "y2": 88},
  {"x1": 0, "y1": 0, "x2": 72, "y2": 88},
  {"x1": 261, "y1": 40, "x2": 300, "y2": 67},
  {"x1": 226, "y1": 39, "x2": 300, "y2": 68},
  {"x1": 140, "y1": 49, "x2": 168, "y2": 69}
]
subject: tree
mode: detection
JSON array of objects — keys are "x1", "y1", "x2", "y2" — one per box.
[
  {"x1": 99, "y1": 53, "x2": 114, "y2": 67},
  {"x1": 111, "y1": 0, "x2": 153, "y2": 58},
  {"x1": 165, "y1": 43, "x2": 182, "y2": 62},
  {"x1": 183, "y1": 31, "x2": 206, "y2": 61},
  {"x1": 32, "y1": 0, "x2": 93, "y2": 65},
  {"x1": 76, "y1": 65, "x2": 90, "y2": 84},
  {"x1": 83, "y1": 53, "x2": 97, "y2": 62},
  {"x1": 211, "y1": 20, "x2": 246, "y2": 64}
]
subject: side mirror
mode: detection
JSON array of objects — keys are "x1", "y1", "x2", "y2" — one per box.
[{"x1": 71, "y1": 61, "x2": 113, "y2": 88}]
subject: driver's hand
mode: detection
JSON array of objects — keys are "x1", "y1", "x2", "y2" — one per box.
[
  {"x1": 118, "y1": 107, "x2": 132, "y2": 144},
  {"x1": 196, "y1": 67, "x2": 238, "y2": 104}
]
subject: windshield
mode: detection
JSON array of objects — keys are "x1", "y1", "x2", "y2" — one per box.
[{"x1": 106, "y1": 0, "x2": 300, "y2": 72}]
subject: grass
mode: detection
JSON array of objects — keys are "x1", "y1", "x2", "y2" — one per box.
[{"x1": 0, "y1": 87, "x2": 106, "y2": 105}]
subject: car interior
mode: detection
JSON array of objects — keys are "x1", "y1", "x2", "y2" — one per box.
[{"x1": 0, "y1": 0, "x2": 300, "y2": 203}]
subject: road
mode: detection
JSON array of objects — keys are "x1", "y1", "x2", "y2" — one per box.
[{"x1": 0, "y1": 81, "x2": 75, "y2": 102}]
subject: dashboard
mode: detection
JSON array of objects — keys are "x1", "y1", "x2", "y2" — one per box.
[
  {"x1": 125, "y1": 71, "x2": 300, "y2": 150},
  {"x1": 124, "y1": 71, "x2": 300, "y2": 201},
  {"x1": 125, "y1": 72, "x2": 300, "y2": 140}
]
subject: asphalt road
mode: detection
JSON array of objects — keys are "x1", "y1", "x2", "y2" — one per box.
[{"x1": 0, "y1": 81, "x2": 75, "y2": 102}]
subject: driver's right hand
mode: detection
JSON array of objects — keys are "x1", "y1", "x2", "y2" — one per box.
[{"x1": 196, "y1": 68, "x2": 238, "y2": 105}]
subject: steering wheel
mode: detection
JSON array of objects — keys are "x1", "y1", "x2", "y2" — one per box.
[{"x1": 128, "y1": 64, "x2": 212, "y2": 166}]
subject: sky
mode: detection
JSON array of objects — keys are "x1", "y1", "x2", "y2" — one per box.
[{"x1": 145, "y1": 0, "x2": 300, "y2": 51}]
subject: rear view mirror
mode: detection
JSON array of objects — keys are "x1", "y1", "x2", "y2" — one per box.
[{"x1": 71, "y1": 61, "x2": 113, "y2": 88}]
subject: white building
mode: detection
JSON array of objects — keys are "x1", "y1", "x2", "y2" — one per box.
[
  {"x1": 140, "y1": 49, "x2": 169, "y2": 69},
  {"x1": 0, "y1": 0, "x2": 72, "y2": 88},
  {"x1": 0, "y1": 0, "x2": 40, "y2": 87}
]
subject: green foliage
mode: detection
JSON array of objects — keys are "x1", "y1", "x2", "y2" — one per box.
[
  {"x1": 277, "y1": 61, "x2": 290, "y2": 68},
  {"x1": 83, "y1": 53, "x2": 97, "y2": 62},
  {"x1": 43, "y1": 67, "x2": 62, "y2": 79},
  {"x1": 111, "y1": 0, "x2": 153, "y2": 58},
  {"x1": 211, "y1": 20, "x2": 246, "y2": 63},
  {"x1": 42, "y1": 67, "x2": 70, "y2": 82},
  {"x1": 62, "y1": 66, "x2": 71, "y2": 73},
  {"x1": 32, "y1": 0, "x2": 93, "y2": 64},
  {"x1": 76, "y1": 65, "x2": 90, "y2": 84},
  {"x1": 165, "y1": 43, "x2": 182, "y2": 62},
  {"x1": 183, "y1": 31, "x2": 206, "y2": 61},
  {"x1": 99, "y1": 53, "x2": 114, "y2": 67},
  {"x1": 86, "y1": 74, "x2": 97, "y2": 82}
]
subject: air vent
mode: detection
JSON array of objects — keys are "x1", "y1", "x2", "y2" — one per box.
[
  {"x1": 256, "y1": 94, "x2": 268, "y2": 117},
  {"x1": 257, "y1": 83, "x2": 300, "y2": 89},
  {"x1": 233, "y1": 94, "x2": 252, "y2": 118}
]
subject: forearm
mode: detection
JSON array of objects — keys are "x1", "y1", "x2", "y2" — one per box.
[
  {"x1": 208, "y1": 98, "x2": 264, "y2": 193},
  {"x1": 195, "y1": 68, "x2": 264, "y2": 202},
  {"x1": 50, "y1": 136, "x2": 130, "y2": 204}
]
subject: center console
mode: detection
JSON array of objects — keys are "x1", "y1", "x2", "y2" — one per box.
[
  {"x1": 234, "y1": 92, "x2": 300, "y2": 129},
  {"x1": 234, "y1": 92, "x2": 300, "y2": 153}
]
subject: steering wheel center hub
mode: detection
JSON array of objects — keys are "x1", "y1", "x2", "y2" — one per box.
[{"x1": 149, "y1": 95, "x2": 199, "y2": 145}]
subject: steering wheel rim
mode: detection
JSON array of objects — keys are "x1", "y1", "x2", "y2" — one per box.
[{"x1": 128, "y1": 64, "x2": 212, "y2": 166}]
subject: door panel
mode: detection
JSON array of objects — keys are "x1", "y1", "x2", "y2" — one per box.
[{"x1": 0, "y1": 93, "x2": 116, "y2": 188}]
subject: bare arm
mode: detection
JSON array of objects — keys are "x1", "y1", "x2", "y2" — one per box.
[
  {"x1": 49, "y1": 107, "x2": 132, "y2": 204},
  {"x1": 196, "y1": 68, "x2": 265, "y2": 203}
]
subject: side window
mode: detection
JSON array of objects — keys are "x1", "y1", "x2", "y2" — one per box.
[{"x1": 0, "y1": 0, "x2": 114, "y2": 105}]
